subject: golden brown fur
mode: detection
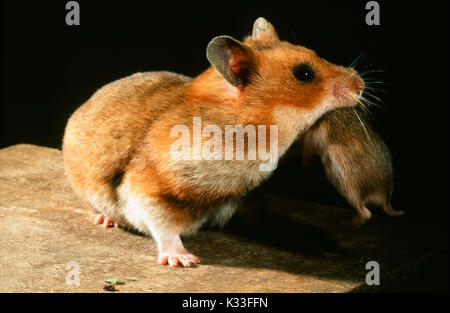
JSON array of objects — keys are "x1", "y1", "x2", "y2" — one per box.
[{"x1": 63, "y1": 18, "x2": 364, "y2": 267}]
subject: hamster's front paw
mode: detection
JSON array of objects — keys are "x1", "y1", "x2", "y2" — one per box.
[
  {"x1": 94, "y1": 213, "x2": 119, "y2": 228},
  {"x1": 158, "y1": 250, "x2": 199, "y2": 268}
]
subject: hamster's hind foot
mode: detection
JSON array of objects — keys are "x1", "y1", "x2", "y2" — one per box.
[
  {"x1": 157, "y1": 235, "x2": 200, "y2": 268},
  {"x1": 352, "y1": 207, "x2": 372, "y2": 228},
  {"x1": 94, "y1": 213, "x2": 119, "y2": 228},
  {"x1": 158, "y1": 252, "x2": 199, "y2": 268}
]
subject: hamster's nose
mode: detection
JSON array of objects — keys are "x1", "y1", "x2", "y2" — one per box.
[
  {"x1": 354, "y1": 76, "x2": 365, "y2": 97},
  {"x1": 333, "y1": 76, "x2": 365, "y2": 99}
]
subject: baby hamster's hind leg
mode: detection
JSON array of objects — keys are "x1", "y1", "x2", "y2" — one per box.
[
  {"x1": 364, "y1": 194, "x2": 405, "y2": 218},
  {"x1": 352, "y1": 205, "x2": 372, "y2": 228}
]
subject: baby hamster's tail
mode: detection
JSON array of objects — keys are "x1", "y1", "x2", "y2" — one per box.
[
  {"x1": 382, "y1": 203, "x2": 405, "y2": 217},
  {"x1": 365, "y1": 194, "x2": 405, "y2": 217}
]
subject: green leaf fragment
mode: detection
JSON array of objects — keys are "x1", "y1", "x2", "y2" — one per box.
[{"x1": 104, "y1": 277, "x2": 137, "y2": 285}]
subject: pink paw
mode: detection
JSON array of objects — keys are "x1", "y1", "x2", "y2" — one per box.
[
  {"x1": 158, "y1": 252, "x2": 199, "y2": 268},
  {"x1": 94, "y1": 214, "x2": 119, "y2": 228}
]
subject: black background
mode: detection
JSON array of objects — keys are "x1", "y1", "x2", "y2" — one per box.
[{"x1": 1, "y1": 1, "x2": 448, "y2": 227}]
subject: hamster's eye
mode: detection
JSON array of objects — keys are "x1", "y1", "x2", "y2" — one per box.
[{"x1": 293, "y1": 64, "x2": 315, "y2": 83}]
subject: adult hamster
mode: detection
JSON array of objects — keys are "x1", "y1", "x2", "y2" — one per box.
[{"x1": 63, "y1": 18, "x2": 364, "y2": 267}]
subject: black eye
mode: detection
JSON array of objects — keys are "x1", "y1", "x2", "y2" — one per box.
[{"x1": 293, "y1": 64, "x2": 315, "y2": 82}]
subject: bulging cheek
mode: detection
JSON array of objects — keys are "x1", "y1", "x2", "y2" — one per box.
[{"x1": 300, "y1": 83, "x2": 329, "y2": 109}]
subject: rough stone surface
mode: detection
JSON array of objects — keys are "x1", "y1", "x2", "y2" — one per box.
[{"x1": 0, "y1": 144, "x2": 446, "y2": 292}]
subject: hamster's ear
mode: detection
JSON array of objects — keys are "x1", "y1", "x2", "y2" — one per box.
[
  {"x1": 252, "y1": 17, "x2": 279, "y2": 43},
  {"x1": 206, "y1": 36, "x2": 254, "y2": 88}
]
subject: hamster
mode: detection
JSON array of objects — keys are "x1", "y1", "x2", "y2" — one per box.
[
  {"x1": 62, "y1": 17, "x2": 364, "y2": 267},
  {"x1": 301, "y1": 107, "x2": 405, "y2": 227}
]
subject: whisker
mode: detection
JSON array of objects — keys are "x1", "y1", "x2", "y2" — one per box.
[
  {"x1": 362, "y1": 80, "x2": 386, "y2": 84},
  {"x1": 349, "y1": 92, "x2": 376, "y2": 116},
  {"x1": 362, "y1": 91, "x2": 383, "y2": 104},
  {"x1": 360, "y1": 75, "x2": 386, "y2": 81},
  {"x1": 349, "y1": 52, "x2": 366, "y2": 70},
  {"x1": 360, "y1": 96, "x2": 384, "y2": 109},
  {"x1": 352, "y1": 107, "x2": 371, "y2": 142},
  {"x1": 349, "y1": 94, "x2": 373, "y2": 118},
  {"x1": 359, "y1": 69, "x2": 385, "y2": 76},
  {"x1": 364, "y1": 81, "x2": 387, "y2": 88},
  {"x1": 364, "y1": 86, "x2": 387, "y2": 93},
  {"x1": 343, "y1": 66, "x2": 355, "y2": 80}
]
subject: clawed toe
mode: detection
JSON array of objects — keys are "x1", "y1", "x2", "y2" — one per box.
[
  {"x1": 158, "y1": 252, "x2": 199, "y2": 268},
  {"x1": 94, "y1": 214, "x2": 119, "y2": 228}
]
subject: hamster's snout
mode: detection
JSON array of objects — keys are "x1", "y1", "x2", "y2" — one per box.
[
  {"x1": 354, "y1": 77, "x2": 365, "y2": 96},
  {"x1": 332, "y1": 73, "x2": 365, "y2": 106}
]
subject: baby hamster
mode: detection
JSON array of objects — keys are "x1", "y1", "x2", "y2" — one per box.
[
  {"x1": 63, "y1": 18, "x2": 364, "y2": 267},
  {"x1": 302, "y1": 107, "x2": 405, "y2": 227}
]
